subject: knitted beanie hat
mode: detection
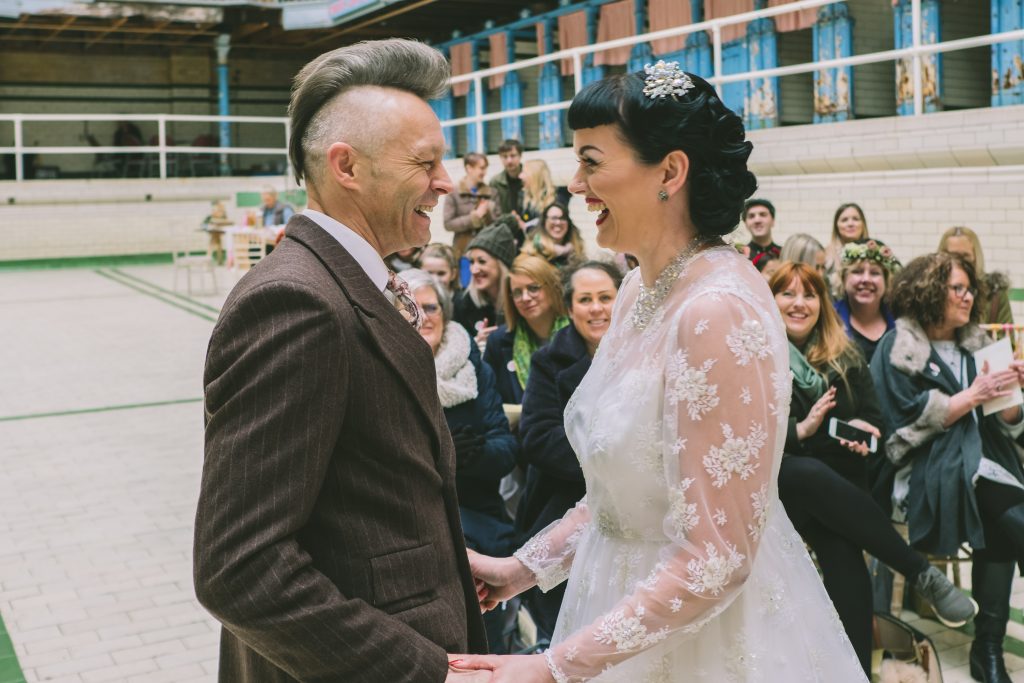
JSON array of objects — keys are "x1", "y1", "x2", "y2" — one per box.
[{"x1": 466, "y1": 223, "x2": 517, "y2": 269}]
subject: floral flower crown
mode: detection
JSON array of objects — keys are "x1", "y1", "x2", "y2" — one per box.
[
  {"x1": 642, "y1": 60, "x2": 695, "y2": 100},
  {"x1": 840, "y1": 240, "x2": 900, "y2": 272}
]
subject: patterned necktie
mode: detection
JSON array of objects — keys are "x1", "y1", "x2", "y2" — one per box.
[{"x1": 386, "y1": 270, "x2": 422, "y2": 330}]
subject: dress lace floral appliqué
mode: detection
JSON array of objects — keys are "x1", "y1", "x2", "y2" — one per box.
[
  {"x1": 726, "y1": 319, "x2": 772, "y2": 366},
  {"x1": 593, "y1": 606, "x2": 670, "y2": 652},
  {"x1": 686, "y1": 540, "x2": 745, "y2": 596},
  {"x1": 665, "y1": 350, "x2": 719, "y2": 421},
  {"x1": 703, "y1": 421, "x2": 768, "y2": 488}
]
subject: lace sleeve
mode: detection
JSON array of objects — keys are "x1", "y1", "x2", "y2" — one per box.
[
  {"x1": 543, "y1": 292, "x2": 786, "y2": 682},
  {"x1": 514, "y1": 499, "x2": 591, "y2": 592}
]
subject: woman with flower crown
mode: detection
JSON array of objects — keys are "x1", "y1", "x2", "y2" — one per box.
[
  {"x1": 833, "y1": 239, "x2": 900, "y2": 363},
  {"x1": 448, "y1": 62, "x2": 866, "y2": 683}
]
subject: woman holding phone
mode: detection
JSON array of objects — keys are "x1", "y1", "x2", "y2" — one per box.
[{"x1": 770, "y1": 262, "x2": 976, "y2": 675}]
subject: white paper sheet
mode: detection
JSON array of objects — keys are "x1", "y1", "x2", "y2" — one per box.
[{"x1": 973, "y1": 336, "x2": 1024, "y2": 416}]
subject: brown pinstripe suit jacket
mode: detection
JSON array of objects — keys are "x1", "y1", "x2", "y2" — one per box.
[{"x1": 194, "y1": 215, "x2": 487, "y2": 682}]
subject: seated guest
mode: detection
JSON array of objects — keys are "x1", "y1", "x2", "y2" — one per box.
[
  {"x1": 939, "y1": 226, "x2": 1015, "y2": 325},
  {"x1": 260, "y1": 186, "x2": 294, "y2": 227},
  {"x1": 403, "y1": 268, "x2": 519, "y2": 654},
  {"x1": 521, "y1": 201, "x2": 587, "y2": 269},
  {"x1": 419, "y1": 242, "x2": 461, "y2": 294},
  {"x1": 483, "y1": 254, "x2": 568, "y2": 405},
  {"x1": 824, "y1": 203, "x2": 897, "y2": 295},
  {"x1": 872, "y1": 252, "x2": 1024, "y2": 683},
  {"x1": 834, "y1": 239, "x2": 899, "y2": 362},
  {"x1": 741, "y1": 198, "x2": 781, "y2": 269},
  {"x1": 771, "y1": 262, "x2": 977, "y2": 676},
  {"x1": 443, "y1": 152, "x2": 498, "y2": 259},
  {"x1": 453, "y1": 223, "x2": 516, "y2": 348},
  {"x1": 781, "y1": 233, "x2": 826, "y2": 276},
  {"x1": 519, "y1": 160, "x2": 558, "y2": 230},
  {"x1": 387, "y1": 246, "x2": 420, "y2": 273},
  {"x1": 758, "y1": 254, "x2": 782, "y2": 281},
  {"x1": 517, "y1": 260, "x2": 621, "y2": 642}
]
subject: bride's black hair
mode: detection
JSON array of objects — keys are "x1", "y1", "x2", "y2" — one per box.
[{"x1": 567, "y1": 71, "x2": 757, "y2": 237}]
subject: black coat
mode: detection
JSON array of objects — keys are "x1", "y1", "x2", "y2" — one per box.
[
  {"x1": 516, "y1": 325, "x2": 590, "y2": 541},
  {"x1": 785, "y1": 352, "x2": 884, "y2": 490},
  {"x1": 482, "y1": 325, "x2": 524, "y2": 405},
  {"x1": 443, "y1": 347, "x2": 519, "y2": 557},
  {"x1": 453, "y1": 290, "x2": 502, "y2": 341}
]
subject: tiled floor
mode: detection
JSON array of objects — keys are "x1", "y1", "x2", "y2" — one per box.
[{"x1": 0, "y1": 263, "x2": 1022, "y2": 682}]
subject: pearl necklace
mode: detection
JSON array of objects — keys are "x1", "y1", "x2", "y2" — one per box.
[{"x1": 631, "y1": 236, "x2": 719, "y2": 330}]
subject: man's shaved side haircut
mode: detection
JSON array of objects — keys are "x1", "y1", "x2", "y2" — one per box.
[{"x1": 288, "y1": 39, "x2": 450, "y2": 186}]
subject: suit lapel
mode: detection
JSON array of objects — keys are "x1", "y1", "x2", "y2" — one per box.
[{"x1": 285, "y1": 216, "x2": 444, "y2": 459}]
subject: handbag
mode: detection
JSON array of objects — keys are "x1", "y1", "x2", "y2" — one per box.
[{"x1": 871, "y1": 612, "x2": 942, "y2": 683}]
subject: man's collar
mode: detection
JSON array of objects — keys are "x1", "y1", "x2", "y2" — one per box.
[{"x1": 302, "y1": 209, "x2": 389, "y2": 292}]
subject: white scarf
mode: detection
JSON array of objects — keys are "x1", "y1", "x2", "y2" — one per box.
[{"x1": 435, "y1": 321, "x2": 479, "y2": 408}]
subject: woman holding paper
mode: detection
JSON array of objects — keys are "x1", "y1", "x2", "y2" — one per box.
[{"x1": 871, "y1": 251, "x2": 1024, "y2": 683}]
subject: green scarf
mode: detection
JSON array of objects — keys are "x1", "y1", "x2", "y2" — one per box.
[
  {"x1": 788, "y1": 341, "x2": 828, "y2": 403},
  {"x1": 513, "y1": 316, "x2": 570, "y2": 389}
]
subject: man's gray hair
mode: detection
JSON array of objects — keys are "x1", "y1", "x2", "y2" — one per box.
[
  {"x1": 398, "y1": 268, "x2": 452, "y2": 322},
  {"x1": 288, "y1": 39, "x2": 450, "y2": 186}
]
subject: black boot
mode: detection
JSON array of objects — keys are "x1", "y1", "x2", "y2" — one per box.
[
  {"x1": 969, "y1": 559, "x2": 1014, "y2": 683},
  {"x1": 996, "y1": 502, "x2": 1024, "y2": 563}
]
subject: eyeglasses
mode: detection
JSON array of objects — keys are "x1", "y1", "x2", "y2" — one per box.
[
  {"x1": 420, "y1": 303, "x2": 442, "y2": 316},
  {"x1": 512, "y1": 283, "x2": 543, "y2": 301},
  {"x1": 948, "y1": 284, "x2": 977, "y2": 300},
  {"x1": 546, "y1": 215, "x2": 567, "y2": 223}
]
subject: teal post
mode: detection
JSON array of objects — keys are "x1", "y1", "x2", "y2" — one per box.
[
  {"x1": 893, "y1": 0, "x2": 942, "y2": 115},
  {"x1": 583, "y1": 6, "x2": 605, "y2": 86},
  {"x1": 628, "y1": 0, "x2": 654, "y2": 72},
  {"x1": 465, "y1": 42, "x2": 487, "y2": 153},
  {"x1": 432, "y1": 47, "x2": 456, "y2": 158},
  {"x1": 538, "y1": 18, "x2": 563, "y2": 149},
  {"x1": 813, "y1": 2, "x2": 854, "y2": 123},
  {"x1": 992, "y1": 0, "x2": 1024, "y2": 107},
  {"x1": 747, "y1": 0, "x2": 779, "y2": 129},
  {"x1": 499, "y1": 30, "x2": 524, "y2": 141}
]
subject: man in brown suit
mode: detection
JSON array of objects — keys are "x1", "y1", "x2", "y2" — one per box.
[{"x1": 194, "y1": 39, "x2": 490, "y2": 682}]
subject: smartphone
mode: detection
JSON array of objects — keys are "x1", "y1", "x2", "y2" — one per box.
[{"x1": 828, "y1": 417, "x2": 878, "y2": 453}]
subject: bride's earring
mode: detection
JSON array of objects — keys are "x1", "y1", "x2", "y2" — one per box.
[{"x1": 658, "y1": 189, "x2": 669, "y2": 202}]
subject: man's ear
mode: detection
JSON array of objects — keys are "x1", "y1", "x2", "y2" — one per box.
[
  {"x1": 661, "y1": 149, "x2": 690, "y2": 198},
  {"x1": 326, "y1": 142, "x2": 360, "y2": 190}
]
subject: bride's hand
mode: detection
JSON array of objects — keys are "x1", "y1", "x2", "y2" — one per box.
[
  {"x1": 450, "y1": 654, "x2": 553, "y2": 683},
  {"x1": 466, "y1": 549, "x2": 535, "y2": 612}
]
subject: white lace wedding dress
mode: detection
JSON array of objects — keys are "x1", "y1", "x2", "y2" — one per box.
[{"x1": 514, "y1": 246, "x2": 866, "y2": 682}]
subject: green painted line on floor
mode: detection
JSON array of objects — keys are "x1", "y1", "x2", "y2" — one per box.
[
  {"x1": 0, "y1": 397, "x2": 203, "y2": 423},
  {"x1": 94, "y1": 269, "x2": 218, "y2": 323},
  {"x1": 0, "y1": 613, "x2": 26, "y2": 683},
  {"x1": 109, "y1": 267, "x2": 221, "y2": 314},
  {"x1": 0, "y1": 253, "x2": 173, "y2": 271}
]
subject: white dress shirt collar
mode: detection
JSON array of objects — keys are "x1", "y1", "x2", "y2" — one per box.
[{"x1": 302, "y1": 209, "x2": 389, "y2": 292}]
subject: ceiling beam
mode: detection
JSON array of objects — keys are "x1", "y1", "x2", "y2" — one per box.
[
  {"x1": 307, "y1": 0, "x2": 438, "y2": 47},
  {"x1": 39, "y1": 15, "x2": 76, "y2": 45},
  {"x1": 6, "y1": 20, "x2": 219, "y2": 36},
  {"x1": 84, "y1": 16, "x2": 128, "y2": 48}
]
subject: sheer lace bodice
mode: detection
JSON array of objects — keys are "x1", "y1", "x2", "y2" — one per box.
[{"x1": 514, "y1": 247, "x2": 864, "y2": 682}]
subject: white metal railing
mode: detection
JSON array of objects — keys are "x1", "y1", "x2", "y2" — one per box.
[
  {"x1": 0, "y1": 113, "x2": 289, "y2": 183},
  {"x1": 443, "y1": 0, "x2": 1024, "y2": 152},
  {"x1": 3, "y1": 0, "x2": 1022, "y2": 181}
]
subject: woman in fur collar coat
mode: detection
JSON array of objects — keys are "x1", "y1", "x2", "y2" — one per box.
[{"x1": 870, "y1": 252, "x2": 1024, "y2": 683}]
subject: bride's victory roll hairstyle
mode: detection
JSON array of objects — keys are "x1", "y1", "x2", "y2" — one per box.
[{"x1": 567, "y1": 67, "x2": 757, "y2": 237}]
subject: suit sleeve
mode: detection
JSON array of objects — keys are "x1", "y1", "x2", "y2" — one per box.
[
  {"x1": 520, "y1": 350, "x2": 586, "y2": 482},
  {"x1": 194, "y1": 281, "x2": 449, "y2": 683}
]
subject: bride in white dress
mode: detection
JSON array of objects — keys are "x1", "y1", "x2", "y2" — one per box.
[{"x1": 449, "y1": 63, "x2": 866, "y2": 682}]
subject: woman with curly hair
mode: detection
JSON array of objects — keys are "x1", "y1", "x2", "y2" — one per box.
[
  {"x1": 451, "y1": 62, "x2": 865, "y2": 682},
  {"x1": 833, "y1": 239, "x2": 899, "y2": 362},
  {"x1": 939, "y1": 226, "x2": 1015, "y2": 325},
  {"x1": 871, "y1": 251, "x2": 1024, "y2": 683},
  {"x1": 521, "y1": 202, "x2": 587, "y2": 269}
]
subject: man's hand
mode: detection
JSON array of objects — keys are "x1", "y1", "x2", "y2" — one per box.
[
  {"x1": 467, "y1": 549, "x2": 535, "y2": 611},
  {"x1": 449, "y1": 654, "x2": 553, "y2": 683}
]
